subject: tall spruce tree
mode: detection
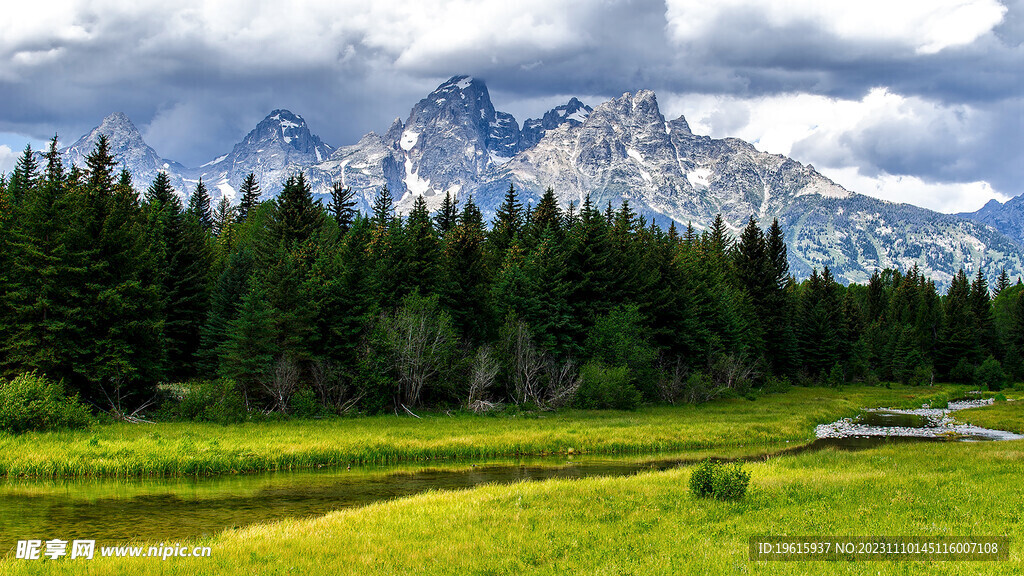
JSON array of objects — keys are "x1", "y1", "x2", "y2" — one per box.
[
  {"x1": 404, "y1": 195, "x2": 439, "y2": 295},
  {"x1": 327, "y1": 182, "x2": 357, "y2": 233},
  {"x1": 971, "y1": 268, "x2": 997, "y2": 358},
  {"x1": 434, "y1": 190, "x2": 459, "y2": 237},
  {"x1": 440, "y1": 196, "x2": 490, "y2": 342},
  {"x1": 1, "y1": 136, "x2": 85, "y2": 382},
  {"x1": 237, "y1": 173, "x2": 261, "y2": 222},
  {"x1": 212, "y1": 195, "x2": 236, "y2": 239},
  {"x1": 488, "y1": 183, "x2": 523, "y2": 267},
  {"x1": 7, "y1": 144, "x2": 39, "y2": 206},
  {"x1": 187, "y1": 178, "x2": 213, "y2": 231}
]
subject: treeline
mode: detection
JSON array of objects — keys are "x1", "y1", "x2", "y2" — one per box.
[{"x1": 1, "y1": 137, "x2": 1022, "y2": 418}]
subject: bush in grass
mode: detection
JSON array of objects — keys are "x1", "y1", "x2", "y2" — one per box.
[
  {"x1": 950, "y1": 358, "x2": 976, "y2": 385},
  {"x1": 977, "y1": 356, "x2": 1007, "y2": 391},
  {"x1": 164, "y1": 379, "x2": 248, "y2": 424},
  {"x1": 289, "y1": 389, "x2": 326, "y2": 419},
  {"x1": 689, "y1": 459, "x2": 751, "y2": 500},
  {"x1": 0, "y1": 372, "x2": 92, "y2": 433},
  {"x1": 575, "y1": 362, "x2": 641, "y2": 410}
]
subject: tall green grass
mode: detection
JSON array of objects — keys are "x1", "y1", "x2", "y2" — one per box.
[
  {"x1": 0, "y1": 385, "x2": 969, "y2": 478},
  {"x1": 4, "y1": 439, "x2": 1021, "y2": 575}
]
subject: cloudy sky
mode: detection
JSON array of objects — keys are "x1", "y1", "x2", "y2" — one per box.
[{"x1": 1, "y1": 0, "x2": 1020, "y2": 213}]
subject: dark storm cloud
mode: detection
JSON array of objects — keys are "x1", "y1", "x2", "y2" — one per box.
[{"x1": 0, "y1": 0, "x2": 1019, "y2": 199}]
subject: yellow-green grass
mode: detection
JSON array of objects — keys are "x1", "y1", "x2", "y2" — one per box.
[
  {"x1": 4, "y1": 439, "x2": 1021, "y2": 575},
  {"x1": 955, "y1": 392, "x2": 1024, "y2": 434},
  {"x1": 0, "y1": 447, "x2": 779, "y2": 503},
  {"x1": 0, "y1": 385, "x2": 969, "y2": 478}
]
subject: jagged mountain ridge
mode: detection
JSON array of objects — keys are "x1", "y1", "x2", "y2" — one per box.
[
  {"x1": 959, "y1": 196, "x2": 1024, "y2": 249},
  {"x1": 61, "y1": 112, "x2": 191, "y2": 199},
  {"x1": 59, "y1": 77, "x2": 1024, "y2": 286}
]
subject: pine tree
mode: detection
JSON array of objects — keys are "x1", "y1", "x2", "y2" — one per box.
[
  {"x1": 274, "y1": 172, "x2": 321, "y2": 247},
  {"x1": 799, "y1": 268, "x2": 843, "y2": 377},
  {"x1": 145, "y1": 170, "x2": 211, "y2": 381},
  {"x1": 187, "y1": 178, "x2": 213, "y2": 230},
  {"x1": 220, "y1": 280, "x2": 278, "y2": 402},
  {"x1": 371, "y1": 185, "x2": 395, "y2": 226},
  {"x1": 995, "y1": 268, "x2": 1011, "y2": 296},
  {"x1": 1, "y1": 136, "x2": 86, "y2": 382},
  {"x1": 237, "y1": 173, "x2": 261, "y2": 222},
  {"x1": 77, "y1": 135, "x2": 162, "y2": 400},
  {"x1": 327, "y1": 182, "x2": 357, "y2": 233},
  {"x1": 145, "y1": 172, "x2": 177, "y2": 206},
  {"x1": 528, "y1": 187, "x2": 562, "y2": 242},
  {"x1": 487, "y1": 183, "x2": 523, "y2": 267},
  {"x1": 7, "y1": 144, "x2": 39, "y2": 206},
  {"x1": 733, "y1": 216, "x2": 769, "y2": 356},
  {"x1": 971, "y1": 268, "x2": 997, "y2": 358},
  {"x1": 404, "y1": 195, "x2": 439, "y2": 295},
  {"x1": 199, "y1": 248, "x2": 255, "y2": 374},
  {"x1": 212, "y1": 196, "x2": 236, "y2": 238},
  {"x1": 707, "y1": 213, "x2": 732, "y2": 256},
  {"x1": 763, "y1": 218, "x2": 794, "y2": 372},
  {"x1": 440, "y1": 196, "x2": 490, "y2": 343},
  {"x1": 938, "y1": 269, "x2": 975, "y2": 375},
  {"x1": 434, "y1": 190, "x2": 459, "y2": 237}
]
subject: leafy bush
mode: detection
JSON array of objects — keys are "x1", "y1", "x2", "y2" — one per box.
[
  {"x1": 289, "y1": 389, "x2": 326, "y2": 419},
  {"x1": 162, "y1": 379, "x2": 248, "y2": 424},
  {"x1": 0, "y1": 372, "x2": 92, "y2": 433},
  {"x1": 950, "y1": 358, "x2": 976, "y2": 384},
  {"x1": 689, "y1": 459, "x2": 751, "y2": 500},
  {"x1": 575, "y1": 362, "x2": 641, "y2": 410},
  {"x1": 586, "y1": 305, "x2": 658, "y2": 399},
  {"x1": 977, "y1": 356, "x2": 1006, "y2": 391},
  {"x1": 994, "y1": 393, "x2": 1007, "y2": 403}
]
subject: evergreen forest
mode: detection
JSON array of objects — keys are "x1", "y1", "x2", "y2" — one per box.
[{"x1": 2, "y1": 137, "x2": 1023, "y2": 419}]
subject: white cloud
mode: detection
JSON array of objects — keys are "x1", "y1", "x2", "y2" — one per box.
[
  {"x1": 665, "y1": 0, "x2": 1007, "y2": 54},
  {"x1": 0, "y1": 145, "x2": 16, "y2": 173},
  {"x1": 661, "y1": 88, "x2": 1009, "y2": 213},
  {"x1": 820, "y1": 167, "x2": 1008, "y2": 213}
]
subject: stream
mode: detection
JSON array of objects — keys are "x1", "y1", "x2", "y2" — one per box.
[{"x1": 2, "y1": 397, "x2": 1020, "y2": 553}]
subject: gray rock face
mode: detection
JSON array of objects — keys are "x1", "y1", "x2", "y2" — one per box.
[
  {"x1": 191, "y1": 109, "x2": 334, "y2": 203},
  {"x1": 520, "y1": 97, "x2": 593, "y2": 149},
  {"x1": 490, "y1": 90, "x2": 1024, "y2": 286},
  {"x1": 61, "y1": 78, "x2": 1024, "y2": 286},
  {"x1": 61, "y1": 112, "x2": 190, "y2": 199},
  {"x1": 959, "y1": 196, "x2": 1024, "y2": 248}
]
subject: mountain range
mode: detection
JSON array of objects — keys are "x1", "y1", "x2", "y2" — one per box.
[{"x1": 59, "y1": 75, "x2": 1024, "y2": 287}]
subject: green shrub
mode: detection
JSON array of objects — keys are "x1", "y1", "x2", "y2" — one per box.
[
  {"x1": 977, "y1": 356, "x2": 1007, "y2": 391},
  {"x1": 689, "y1": 459, "x2": 717, "y2": 497},
  {"x1": 162, "y1": 379, "x2": 248, "y2": 424},
  {"x1": 575, "y1": 362, "x2": 641, "y2": 410},
  {"x1": 950, "y1": 358, "x2": 976, "y2": 384},
  {"x1": 0, "y1": 372, "x2": 92, "y2": 433},
  {"x1": 289, "y1": 389, "x2": 326, "y2": 419},
  {"x1": 689, "y1": 459, "x2": 751, "y2": 500}
]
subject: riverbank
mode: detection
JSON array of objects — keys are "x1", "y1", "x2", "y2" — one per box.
[
  {"x1": 4, "y1": 438, "x2": 1021, "y2": 575},
  {"x1": 0, "y1": 385, "x2": 969, "y2": 478},
  {"x1": 953, "y1": 391, "x2": 1024, "y2": 433}
]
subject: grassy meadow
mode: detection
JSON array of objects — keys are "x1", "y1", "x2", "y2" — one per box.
[
  {"x1": 0, "y1": 385, "x2": 969, "y2": 478},
  {"x1": 954, "y1": 392, "x2": 1024, "y2": 434},
  {"x1": 3, "y1": 439, "x2": 1022, "y2": 575}
]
